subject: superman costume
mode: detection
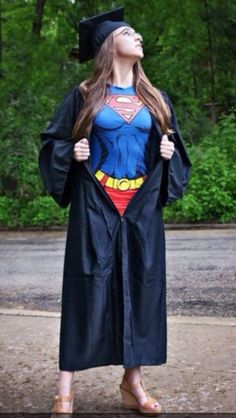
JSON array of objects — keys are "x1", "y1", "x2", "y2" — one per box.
[
  {"x1": 90, "y1": 84, "x2": 152, "y2": 214},
  {"x1": 39, "y1": 5, "x2": 192, "y2": 373}
]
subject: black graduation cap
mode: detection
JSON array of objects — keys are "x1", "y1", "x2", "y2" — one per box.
[{"x1": 79, "y1": 7, "x2": 130, "y2": 63}]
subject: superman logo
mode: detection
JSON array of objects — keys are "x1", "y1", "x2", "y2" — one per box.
[{"x1": 105, "y1": 94, "x2": 144, "y2": 123}]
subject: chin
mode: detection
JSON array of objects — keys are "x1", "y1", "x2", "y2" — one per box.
[
  {"x1": 134, "y1": 51, "x2": 144, "y2": 61},
  {"x1": 117, "y1": 47, "x2": 144, "y2": 59},
  {"x1": 135, "y1": 48, "x2": 144, "y2": 59},
  {"x1": 131, "y1": 48, "x2": 144, "y2": 59}
]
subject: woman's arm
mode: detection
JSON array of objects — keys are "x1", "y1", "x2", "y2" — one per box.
[{"x1": 159, "y1": 92, "x2": 192, "y2": 206}]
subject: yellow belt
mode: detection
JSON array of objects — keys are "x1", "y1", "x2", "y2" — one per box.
[{"x1": 95, "y1": 170, "x2": 146, "y2": 191}]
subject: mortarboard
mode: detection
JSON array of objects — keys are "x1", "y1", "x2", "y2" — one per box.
[{"x1": 78, "y1": 7, "x2": 131, "y2": 63}]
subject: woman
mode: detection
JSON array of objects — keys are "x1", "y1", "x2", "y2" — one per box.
[{"x1": 39, "y1": 7, "x2": 191, "y2": 416}]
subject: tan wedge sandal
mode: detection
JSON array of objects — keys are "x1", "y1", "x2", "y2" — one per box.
[
  {"x1": 51, "y1": 390, "x2": 74, "y2": 414},
  {"x1": 120, "y1": 377, "x2": 161, "y2": 416}
]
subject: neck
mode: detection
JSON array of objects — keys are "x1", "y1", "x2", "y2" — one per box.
[{"x1": 110, "y1": 59, "x2": 134, "y2": 88}]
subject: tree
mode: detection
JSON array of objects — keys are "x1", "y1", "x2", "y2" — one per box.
[{"x1": 32, "y1": 0, "x2": 46, "y2": 37}]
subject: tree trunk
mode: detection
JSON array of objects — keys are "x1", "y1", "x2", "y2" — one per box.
[
  {"x1": 203, "y1": 0, "x2": 216, "y2": 124},
  {"x1": 32, "y1": 0, "x2": 46, "y2": 37}
]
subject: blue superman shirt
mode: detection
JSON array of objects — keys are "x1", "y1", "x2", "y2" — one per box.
[{"x1": 90, "y1": 85, "x2": 152, "y2": 179}]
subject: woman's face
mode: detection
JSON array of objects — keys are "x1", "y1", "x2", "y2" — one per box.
[{"x1": 112, "y1": 26, "x2": 144, "y2": 61}]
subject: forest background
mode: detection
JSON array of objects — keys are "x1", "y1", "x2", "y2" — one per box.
[{"x1": 0, "y1": 0, "x2": 235, "y2": 227}]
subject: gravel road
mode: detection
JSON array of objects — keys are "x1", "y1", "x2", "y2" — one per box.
[{"x1": 0, "y1": 228, "x2": 235, "y2": 316}]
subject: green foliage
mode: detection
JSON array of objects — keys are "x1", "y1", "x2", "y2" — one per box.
[
  {"x1": 20, "y1": 197, "x2": 69, "y2": 227},
  {"x1": 0, "y1": 0, "x2": 236, "y2": 227},
  {"x1": 0, "y1": 195, "x2": 68, "y2": 228},
  {"x1": 164, "y1": 114, "x2": 236, "y2": 223},
  {"x1": 0, "y1": 197, "x2": 20, "y2": 228}
]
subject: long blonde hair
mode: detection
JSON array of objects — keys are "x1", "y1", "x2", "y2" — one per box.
[{"x1": 72, "y1": 32, "x2": 172, "y2": 141}]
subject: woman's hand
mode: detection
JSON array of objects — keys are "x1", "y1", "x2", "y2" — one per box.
[
  {"x1": 74, "y1": 138, "x2": 90, "y2": 162},
  {"x1": 160, "y1": 134, "x2": 175, "y2": 160}
]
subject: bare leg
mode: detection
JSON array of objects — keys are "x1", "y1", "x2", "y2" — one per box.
[
  {"x1": 58, "y1": 370, "x2": 74, "y2": 395},
  {"x1": 122, "y1": 366, "x2": 160, "y2": 409},
  {"x1": 123, "y1": 366, "x2": 141, "y2": 383},
  {"x1": 53, "y1": 370, "x2": 74, "y2": 412}
]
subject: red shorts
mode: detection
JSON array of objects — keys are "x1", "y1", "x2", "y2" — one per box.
[
  {"x1": 104, "y1": 186, "x2": 138, "y2": 216},
  {"x1": 95, "y1": 171, "x2": 146, "y2": 216}
]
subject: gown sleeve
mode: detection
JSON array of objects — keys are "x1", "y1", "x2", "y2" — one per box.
[
  {"x1": 38, "y1": 85, "x2": 83, "y2": 208},
  {"x1": 159, "y1": 92, "x2": 192, "y2": 206}
]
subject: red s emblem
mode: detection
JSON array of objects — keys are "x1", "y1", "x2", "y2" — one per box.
[{"x1": 105, "y1": 95, "x2": 144, "y2": 122}]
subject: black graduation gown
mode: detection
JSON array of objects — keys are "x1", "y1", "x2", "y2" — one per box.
[{"x1": 39, "y1": 85, "x2": 192, "y2": 371}]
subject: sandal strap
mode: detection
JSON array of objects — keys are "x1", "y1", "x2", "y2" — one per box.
[
  {"x1": 121, "y1": 378, "x2": 149, "y2": 402},
  {"x1": 54, "y1": 391, "x2": 74, "y2": 402},
  {"x1": 124, "y1": 378, "x2": 147, "y2": 392}
]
